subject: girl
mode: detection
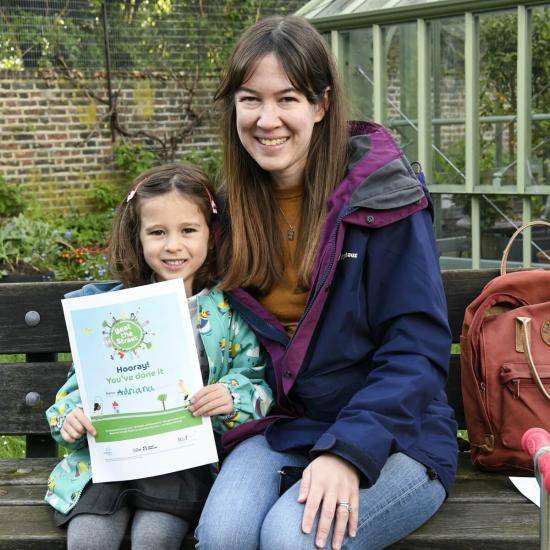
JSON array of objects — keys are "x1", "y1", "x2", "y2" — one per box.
[
  {"x1": 45, "y1": 163, "x2": 273, "y2": 550},
  {"x1": 196, "y1": 16, "x2": 458, "y2": 550}
]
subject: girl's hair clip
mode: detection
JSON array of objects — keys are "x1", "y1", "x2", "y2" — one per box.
[
  {"x1": 209, "y1": 197, "x2": 218, "y2": 215},
  {"x1": 126, "y1": 188, "x2": 137, "y2": 203},
  {"x1": 126, "y1": 179, "x2": 144, "y2": 203},
  {"x1": 201, "y1": 185, "x2": 218, "y2": 214}
]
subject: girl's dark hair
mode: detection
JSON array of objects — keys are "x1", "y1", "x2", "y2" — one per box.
[
  {"x1": 215, "y1": 15, "x2": 349, "y2": 293},
  {"x1": 109, "y1": 163, "x2": 217, "y2": 292}
]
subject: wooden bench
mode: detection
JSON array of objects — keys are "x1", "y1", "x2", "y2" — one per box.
[{"x1": 0, "y1": 271, "x2": 541, "y2": 549}]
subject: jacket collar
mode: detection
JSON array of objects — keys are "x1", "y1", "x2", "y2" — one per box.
[{"x1": 327, "y1": 122, "x2": 425, "y2": 223}]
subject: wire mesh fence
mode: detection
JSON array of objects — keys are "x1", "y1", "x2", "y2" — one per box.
[{"x1": 1, "y1": 0, "x2": 303, "y2": 74}]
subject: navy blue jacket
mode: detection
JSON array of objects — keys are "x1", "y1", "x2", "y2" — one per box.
[{"x1": 221, "y1": 123, "x2": 458, "y2": 495}]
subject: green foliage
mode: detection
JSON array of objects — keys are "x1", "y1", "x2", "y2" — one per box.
[
  {"x1": 181, "y1": 147, "x2": 222, "y2": 187},
  {"x1": 49, "y1": 211, "x2": 113, "y2": 280},
  {"x1": 0, "y1": 176, "x2": 25, "y2": 218},
  {"x1": 0, "y1": 7, "x2": 104, "y2": 70},
  {"x1": 56, "y1": 211, "x2": 114, "y2": 245},
  {"x1": 0, "y1": 435, "x2": 25, "y2": 459},
  {"x1": 88, "y1": 181, "x2": 126, "y2": 212},
  {"x1": 480, "y1": 10, "x2": 550, "y2": 116},
  {"x1": 0, "y1": 214, "x2": 62, "y2": 275},
  {"x1": 0, "y1": 210, "x2": 112, "y2": 281},
  {"x1": 113, "y1": 142, "x2": 157, "y2": 181}
]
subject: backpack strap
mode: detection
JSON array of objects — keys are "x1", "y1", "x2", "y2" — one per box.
[{"x1": 501, "y1": 220, "x2": 550, "y2": 275}]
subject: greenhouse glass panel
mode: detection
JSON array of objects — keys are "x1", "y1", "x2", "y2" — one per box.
[
  {"x1": 530, "y1": 6, "x2": 550, "y2": 189},
  {"x1": 385, "y1": 22, "x2": 418, "y2": 160},
  {"x1": 478, "y1": 10, "x2": 518, "y2": 189},
  {"x1": 430, "y1": 17, "x2": 465, "y2": 190},
  {"x1": 478, "y1": 196, "x2": 550, "y2": 266},
  {"x1": 341, "y1": 28, "x2": 374, "y2": 121},
  {"x1": 433, "y1": 193, "x2": 472, "y2": 268}
]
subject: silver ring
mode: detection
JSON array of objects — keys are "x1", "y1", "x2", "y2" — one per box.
[{"x1": 338, "y1": 502, "x2": 352, "y2": 513}]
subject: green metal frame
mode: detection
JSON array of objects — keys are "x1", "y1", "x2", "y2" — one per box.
[{"x1": 307, "y1": 1, "x2": 550, "y2": 268}]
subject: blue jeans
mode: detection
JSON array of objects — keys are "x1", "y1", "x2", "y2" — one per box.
[{"x1": 195, "y1": 435, "x2": 445, "y2": 549}]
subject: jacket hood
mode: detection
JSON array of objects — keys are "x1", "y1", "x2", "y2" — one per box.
[{"x1": 338, "y1": 121, "x2": 426, "y2": 213}]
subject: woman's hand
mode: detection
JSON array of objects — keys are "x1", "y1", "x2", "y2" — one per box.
[
  {"x1": 189, "y1": 383, "x2": 234, "y2": 417},
  {"x1": 298, "y1": 454, "x2": 360, "y2": 550},
  {"x1": 60, "y1": 408, "x2": 96, "y2": 443}
]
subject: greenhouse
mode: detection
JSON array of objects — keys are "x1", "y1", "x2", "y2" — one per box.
[{"x1": 297, "y1": 0, "x2": 550, "y2": 269}]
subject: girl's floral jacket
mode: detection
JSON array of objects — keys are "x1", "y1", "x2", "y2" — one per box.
[{"x1": 45, "y1": 283, "x2": 273, "y2": 514}]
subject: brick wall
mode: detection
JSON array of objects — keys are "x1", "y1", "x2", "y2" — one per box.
[{"x1": 0, "y1": 69, "x2": 221, "y2": 211}]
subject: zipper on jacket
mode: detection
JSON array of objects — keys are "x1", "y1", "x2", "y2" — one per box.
[
  {"x1": 277, "y1": 206, "x2": 360, "y2": 396},
  {"x1": 292, "y1": 206, "x2": 358, "y2": 339}
]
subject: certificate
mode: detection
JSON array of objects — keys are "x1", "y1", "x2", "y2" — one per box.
[{"x1": 62, "y1": 279, "x2": 218, "y2": 483}]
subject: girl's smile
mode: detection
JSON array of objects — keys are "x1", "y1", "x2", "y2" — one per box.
[
  {"x1": 235, "y1": 53, "x2": 326, "y2": 190},
  {"x1": 139, "y1": 190, "x2": 209, "y2": 296}
]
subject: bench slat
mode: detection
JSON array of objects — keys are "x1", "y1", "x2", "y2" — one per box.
[
  {"x1": 0, "y1": 363, "x2": 70, "y2": 434},
  {"x1": 0, "y1": 506, "x2": 193, "y2": 550},
  {"x1": 1, "y1": 477, "x2": 528, "y2": 507},
  {"x1": 0, "y1": 458, "x2": 58, "y2": 485},
  {"x1": 0, "y1": 506, "x2": 65, "y2": 549},
  {"x1": 0, "y1": 282, "x2": 82, "y2": 354},
  {"x1": 448, "y1": 478, "x2": 532, "y2": 503},
  {"x1": 0, "y1": 484, "x2": 48, "y2": 506},
  {"x1": 395, "y1": 501, "x2": 539, "y2": 548}
]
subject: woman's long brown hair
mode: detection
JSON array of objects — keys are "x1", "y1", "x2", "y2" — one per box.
[{"x1": 216, "y1": 16, "x2": 349, "y2": 293}]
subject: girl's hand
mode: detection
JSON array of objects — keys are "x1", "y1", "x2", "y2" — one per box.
[
  {"x1": 298, "y1": 454, "x2": 360, "y2": 550},
  {"x1": 60, "y1": 408, "x2": 96, "y2": 443},
  {"x1": 189, "y1": 383, "x2": 234, "y2": 417}
]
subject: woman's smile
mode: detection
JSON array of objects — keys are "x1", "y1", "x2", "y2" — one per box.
[{"x1": 256, "y1": 136, "x2": 289, "y2": 146}]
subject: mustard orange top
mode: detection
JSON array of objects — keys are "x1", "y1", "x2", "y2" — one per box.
[{"x1": 257, "y1": 183, "x2": 308, "y2": 335}]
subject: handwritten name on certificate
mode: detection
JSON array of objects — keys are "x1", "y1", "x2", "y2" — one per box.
[{"x1": 62, "y1": 279, "x2": 218, "y2": 483}]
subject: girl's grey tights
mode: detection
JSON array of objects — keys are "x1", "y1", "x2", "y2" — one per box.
[{"x1": 67, "y1": 507, "x2": 189, "y2": 550}]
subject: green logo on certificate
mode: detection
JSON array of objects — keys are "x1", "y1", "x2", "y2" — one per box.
[
  {"x1": 102, "y1": 311, "x2": 152, "y2": 359},
  {"x1": 110, "y1": 319, "x2": 144, "y2": 352}
]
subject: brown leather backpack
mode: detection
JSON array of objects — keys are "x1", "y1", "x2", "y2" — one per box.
[{"x1": 460, "y1": 220, "x2": 550, "y2": 473}]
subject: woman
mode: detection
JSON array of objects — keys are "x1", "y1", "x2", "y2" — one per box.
[{"x1": 196, "y1": 15, "x2": 457, "y2": 550}]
